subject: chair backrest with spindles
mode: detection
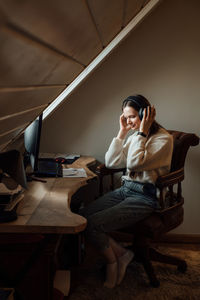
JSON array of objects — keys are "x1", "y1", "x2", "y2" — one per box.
[{"x1": 168, "y1": 130, "x2": 199, "y2": 172}]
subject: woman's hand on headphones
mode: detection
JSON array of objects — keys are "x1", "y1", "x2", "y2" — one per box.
[
  {"x1": 117, "y1": 113, "x2": 131, "y2": 139},
  {"x1": 139, "y1": 106, "x2": 156, "y2": 136}
]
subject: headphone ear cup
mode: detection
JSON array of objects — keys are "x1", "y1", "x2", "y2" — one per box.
[{"x1": 138, "y1": 108, "x2": 144, "y2": 120}]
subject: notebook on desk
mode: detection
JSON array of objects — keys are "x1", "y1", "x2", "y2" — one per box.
[{"x1": 34, "y1": 158, "x2": 63, "y2": 177}]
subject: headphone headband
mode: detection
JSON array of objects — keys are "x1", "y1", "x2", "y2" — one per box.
[{"x1": 123, "y1": 95, "x2": 148, "y2": 109}]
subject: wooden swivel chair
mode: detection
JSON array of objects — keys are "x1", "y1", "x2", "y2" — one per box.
[{"x1": 96, "y1": 130, "x2": 199, "y2": 287}]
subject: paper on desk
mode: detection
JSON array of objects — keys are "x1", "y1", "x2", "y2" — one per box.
[
  {"x1": 56, "y1": 154, "x2": 80, "y2": 159},
  {"x1": 62, "y1": 168, "x2": 87, "y2": 178}
]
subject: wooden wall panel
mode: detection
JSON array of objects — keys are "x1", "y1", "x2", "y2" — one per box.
[
  {"x1": 0, "y1": 26, "x2": 83, "y2": 86},
  {"x1": 123, "y1": 0, "x2": 145, "y2": 26},
  {"x1": 0, "y1": 86, "x2": 65, "y2": 118},
  {"x1": 44, "y1": 57, "x2": 83, "y2": 85},
  {"x1": 0, "y1": 126, "x2": 25, "y2": 148},
  {"x1": 0, "y1": 107, "x2": 45, "y2": 136},
  {"x1": 87, "y1": 0, "x2": 124, "y2": 46},
  {"x1": 0, "y1": 0, "x2": 102, "y2": 65}
]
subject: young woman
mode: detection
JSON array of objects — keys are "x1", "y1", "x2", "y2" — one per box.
[{"x1": 81, "y1": 94, "x2": 173, "y2": 288}]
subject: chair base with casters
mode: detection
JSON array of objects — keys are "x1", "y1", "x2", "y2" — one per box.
[
  {"x1": 95, "y1": 130, "x2": 199, "y2": 287},
  {"x1": 127, "y1": 200, "x2": 187, "y2": 287}
]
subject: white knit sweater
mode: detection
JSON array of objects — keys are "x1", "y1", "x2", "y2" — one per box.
[{"x1": 105, "y1": 128, "x2": 173, "y2": 184}]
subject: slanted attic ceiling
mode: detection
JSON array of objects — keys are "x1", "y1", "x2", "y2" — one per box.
[{"x1": 0, "y1": 0, "x2": 159, "y2": 150}]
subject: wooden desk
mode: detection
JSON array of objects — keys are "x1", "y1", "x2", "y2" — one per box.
[
  {"x1": 0, "y1": 156, "x2": 97, "y2": 234},
  {"x1": 0, "y1": 156, "x2": 97, "y2": 300}
]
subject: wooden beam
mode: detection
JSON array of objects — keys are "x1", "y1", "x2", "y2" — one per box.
[
  {"x1": 0, "y1": 106, "x2": 45, "y2": 138},
  {"x1": 0, "y1": 104, "x2": 47, "y2": 122},
  {"x1": 0, "y1": 86, "x2": 65, "y2": 118},
  {"x1": 0, "y1": 85, "x2": 66, "y2": 92},
  {"x1": 0, "y1": 123, "x2": 28, "y2": 137},
  {"x1": 0, "y1": 125, "x2": 27, "y2": 149}
]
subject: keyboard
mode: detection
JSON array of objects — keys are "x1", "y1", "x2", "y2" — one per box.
[{"x1": 35, "y1": 159, "x2": 63, "y2": 177}]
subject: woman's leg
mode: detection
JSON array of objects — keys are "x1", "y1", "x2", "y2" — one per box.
[
  {"x1": 101, "y1": 243, "x2": 118, "y2": 288},
  {"x1": 97, "y1": 235, "x2": 134, "y2": 288},
  {"x1": 82, "y1": 180, "x2": 157, "y2": 287},
  {"x1": 85, "y1": 195, "x2": 154, "y2": 249},
  {"x1": 99, "y1": 235, "x2": 134, "y2": 288},
  {"x1": 99, "y1": 236, "x2": 134, "y2": 287},
  {"x1": 81, "y1": 187, "x2": 127, "y2": 287},
  {"x1": 80, "y1": 187, "x2": 125, "y2": 218},
  {"x1": 109, "y1": 237, "x2": 134, "y2": 285},
  {"x1": 85, "y1": 195, "x2": 155, "y2": 286}
]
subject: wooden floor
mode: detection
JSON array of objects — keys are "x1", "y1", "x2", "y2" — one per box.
[{"x1": 153, "y1": 242, "x2": 200, "y2": 251}]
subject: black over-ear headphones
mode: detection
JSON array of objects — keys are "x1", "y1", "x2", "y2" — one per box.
[{"x1": 122, "y1": 95, "x2": 149, "y2": 120}]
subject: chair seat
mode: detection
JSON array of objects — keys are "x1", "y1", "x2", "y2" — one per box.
[{"x1": 123, "y1": 205, "x2": 184, "y2": 239}]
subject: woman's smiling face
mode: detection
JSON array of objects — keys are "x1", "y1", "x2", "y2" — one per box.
[{"x1": 123, "y1": 106, "x2": 141, "y2": 130}]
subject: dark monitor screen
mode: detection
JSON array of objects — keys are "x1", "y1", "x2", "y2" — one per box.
[
  {"x1": 0, "y1": 149, "x2": 27, "y2": 189},
  {"x1": 24, "y1": 114, "x2": 43, "y2": 172}
]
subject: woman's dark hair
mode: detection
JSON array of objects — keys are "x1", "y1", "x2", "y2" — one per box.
[{"x1": 122, "y1": 94, "x2": 162, "y2": 136}]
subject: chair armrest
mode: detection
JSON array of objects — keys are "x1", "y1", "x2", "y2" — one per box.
[
  {"x1": 96, "y1": 164, "x2": 185, "y2": 208},
  {"x1": 156, "y1": 168, "x2": 184, "y2": 209},
  {"x1": 156, "y1": 168, "x2": 184, "y2": 188},
  {"x1": 95, "y1": 164, "x2": 126, "y2": 196},
  {"x1": 96, "y1": 164, "x2": 126, "y2": 176}
]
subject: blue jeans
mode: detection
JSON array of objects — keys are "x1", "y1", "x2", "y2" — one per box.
[{"x1": 80, "y1": 180, "x2": 160, "y2": 250}]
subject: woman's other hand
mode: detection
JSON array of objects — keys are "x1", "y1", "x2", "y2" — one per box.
[
  {"x1": 139, "y1": 106, "x2": 156, "y2": 136},
  {"x1": 117, "y1": 113, "x2": 131, "y2": 139}
]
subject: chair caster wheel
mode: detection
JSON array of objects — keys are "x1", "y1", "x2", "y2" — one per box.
[
  {"x1": 150, "y1": 279, "x2": 160, "y2": 288},
  {"x1": 177, "y1": 261, "x2": 187, "y2": 273}
]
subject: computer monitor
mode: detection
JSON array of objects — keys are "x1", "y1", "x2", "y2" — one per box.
[
  {"x1": 24, "y1": 114, "x2": 63, "y2": 177},
  {"x1": 24, "y1": 114, "x2": 43, "y2": 172},
  {"x1": 0, "y1": 149, "x2": 27, "y2": 189}
]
